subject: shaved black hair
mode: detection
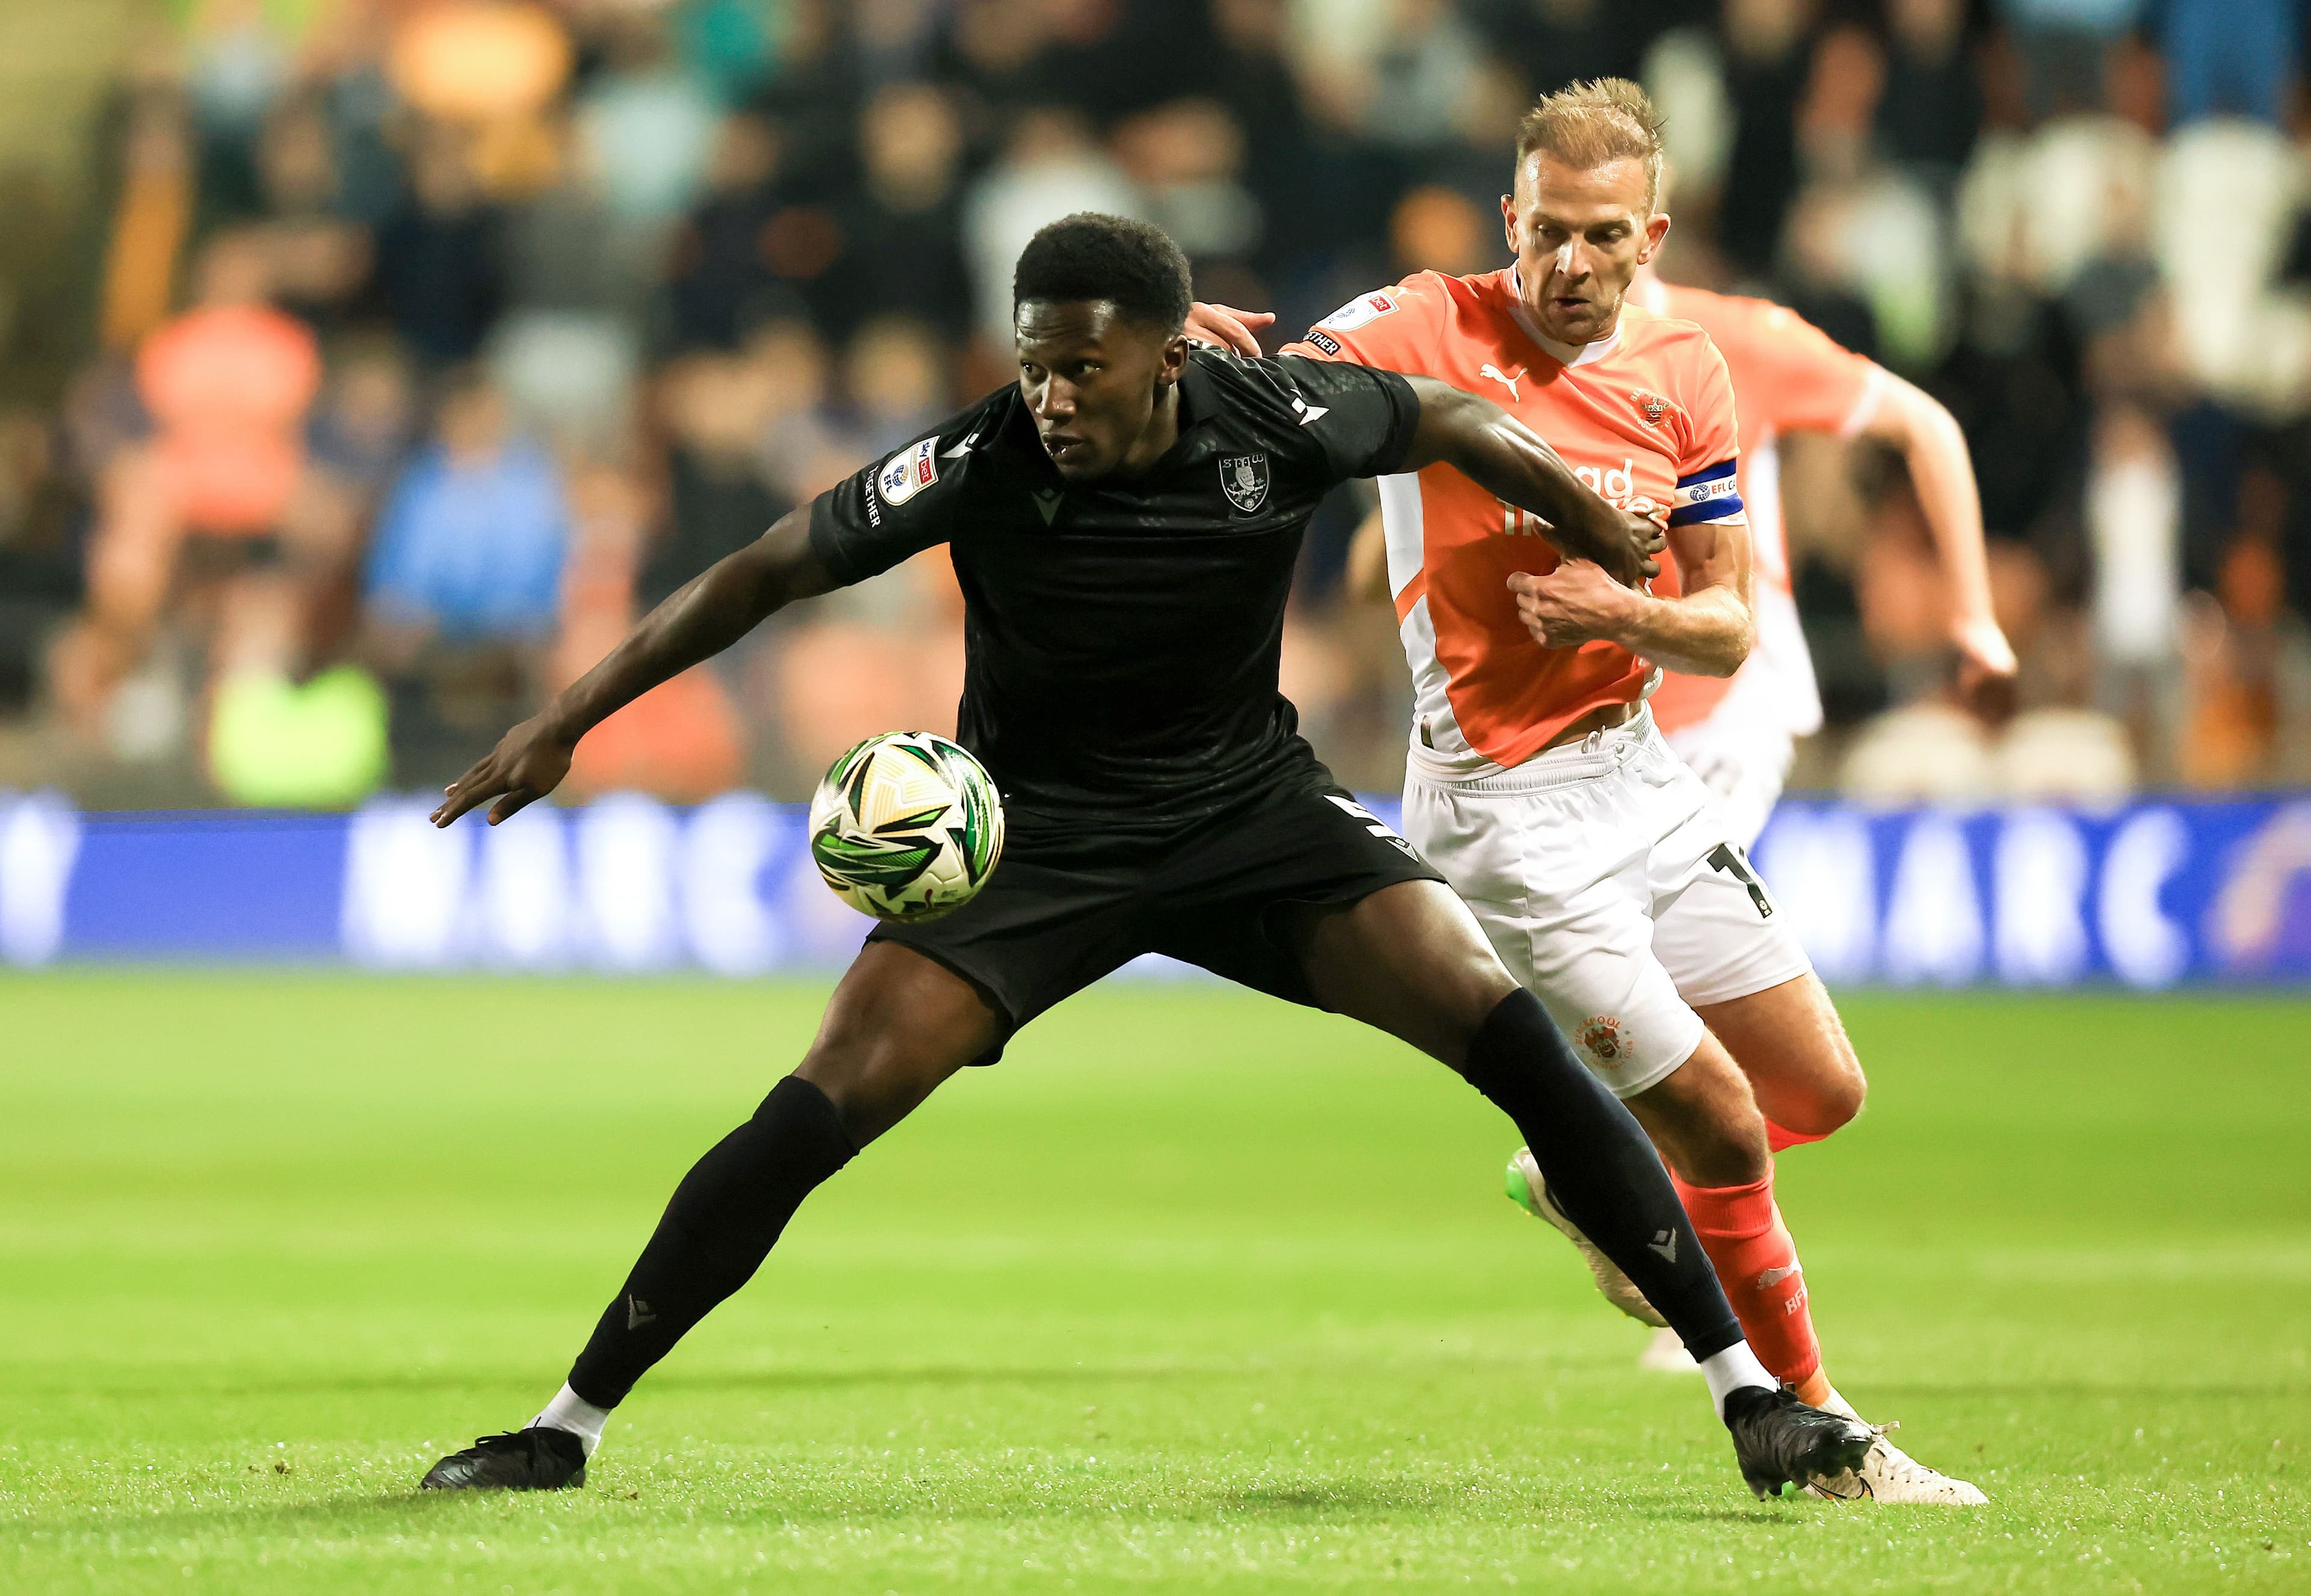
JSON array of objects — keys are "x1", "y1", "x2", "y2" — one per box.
[{"x1": 1012, "y1": 212, "x2": 1193, "y2": 333}]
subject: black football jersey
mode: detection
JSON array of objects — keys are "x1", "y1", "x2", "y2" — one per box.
[{"x1": 808, "y1": 348, "x2": 1418, "y2": 830}]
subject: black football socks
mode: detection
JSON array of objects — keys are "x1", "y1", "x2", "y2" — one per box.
[
  {"x1": 558, "y1": 1000, "x2": 1746, "y2": 1416},
  {"x1": 1455, "y1": 988, "x2": 1745, "y2": 1361},
  {"x1": 567, "y1": 1074, "x2": 857, "y2": 1408}
]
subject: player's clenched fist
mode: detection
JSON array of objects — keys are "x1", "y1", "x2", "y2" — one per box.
[
  {"x1": 1509, "y1": 559, "x2": 1635, "y2": 650},
  {"x1": 1606, "y1": 507, "x2": 1668, "y2": 586},
  {"x1": 431, "y1": 717, "x2": 577, "y2": 828},
  {"x1": 1952, "y1": 614, "x2": 2019, "y2": 720}
]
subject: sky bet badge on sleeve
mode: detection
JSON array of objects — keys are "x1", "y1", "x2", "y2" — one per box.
[
  {"x1": 876, "y1": 438, "x2": 940, "y2": 507},
  {"x1": 1316, "y1": 289, "x2": 1398, "y2": 332}
]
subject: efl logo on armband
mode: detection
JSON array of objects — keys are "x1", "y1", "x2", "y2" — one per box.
[
  {"x1": 876, "y1": 438, "x2": 941, "y2": 507},
  {"x1": 1668, "y1": 459, "x2": 1743, "y2": 526}
]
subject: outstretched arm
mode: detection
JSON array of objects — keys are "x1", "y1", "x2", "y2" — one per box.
[
  {"x1": 1396, "y1": 377, "x2": 1663, "y2": 585},
  {"x1": 1860, "y1": 371, "x2": 2016, "y2": 711},
  {"x1": 433, "y1": 507, "x2": 836, "y2": 826},
  {"x1": 1509, "y1": 519, "x2": 1754, "y2": 677},
  {"x1": 1199, "y1": 304, "x2": 1656, "y2": 580}
]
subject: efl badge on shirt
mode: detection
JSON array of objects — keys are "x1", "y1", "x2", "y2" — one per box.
[
  {"x1": 876, "y1": 438, "x2": 940, "y2": 506},
  {"x1": 1219, "y1": 453, "x2": 1270, "y2": 515}
]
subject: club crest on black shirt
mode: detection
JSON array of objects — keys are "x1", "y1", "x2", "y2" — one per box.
[{"x1": 1219, "y1": 453, "x2": 1271, "y2": 515}]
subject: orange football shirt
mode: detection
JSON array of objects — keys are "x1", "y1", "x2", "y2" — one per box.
[
  {"x1": 1281, "y1": 268, "x2": 1745, "y2": 771},
  {"x1": 1635, "y1": 280, "x2": 1883, "y2": 739}
]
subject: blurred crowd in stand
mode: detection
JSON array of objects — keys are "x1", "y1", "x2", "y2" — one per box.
[{"x1": 1, "y1": 0, "x2": 2309, "y2": 809}]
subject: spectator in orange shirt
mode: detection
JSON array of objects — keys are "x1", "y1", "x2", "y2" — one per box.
[{"x1": 56, "y1": 232, "x2": 321, "y2": 745}]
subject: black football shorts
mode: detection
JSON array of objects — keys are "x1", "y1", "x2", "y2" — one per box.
[{"x1": 867, "y1": 773, "x2": 1445, "y2": 1060}]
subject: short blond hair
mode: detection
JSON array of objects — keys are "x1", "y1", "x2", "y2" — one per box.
[{"x1": 1515, "y1": 78, "x2": 1666, "y2": 211}]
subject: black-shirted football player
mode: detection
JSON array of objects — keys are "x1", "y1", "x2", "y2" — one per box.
[{"x1": 419, "y1": 214, "x2": 1872, "y2": 1500}]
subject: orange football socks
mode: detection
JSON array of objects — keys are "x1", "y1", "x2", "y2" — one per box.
[{"x1": 1670, "y1": 1168, "x2": 1825, "y2": 1399}]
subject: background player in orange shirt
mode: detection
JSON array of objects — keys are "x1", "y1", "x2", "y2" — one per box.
[
  {"x1": 1189, "y1": 79, "x2": 1985, "y2": 1505},
  {"x1": 1634, "y1": 274, "x2": 2017, "y2": 848}
]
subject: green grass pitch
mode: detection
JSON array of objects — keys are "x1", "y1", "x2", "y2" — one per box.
[{"x1": 2, "y1": 974, "x2": 2307, "y2": 1593}]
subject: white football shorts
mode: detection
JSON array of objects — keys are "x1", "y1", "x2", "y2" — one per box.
[{"x1": 1402, "y1": 706, "x2": 1812, "y2": 1098}]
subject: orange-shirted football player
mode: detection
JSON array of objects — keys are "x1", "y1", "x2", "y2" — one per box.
[{"x1": 1188, "y1": 79, "x2": 1988, "y2": 1505}]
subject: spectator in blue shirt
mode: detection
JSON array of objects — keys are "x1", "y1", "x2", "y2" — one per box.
[
  {"x1": 365, "y1": 375, "x2": 567, "y2": 642},
  {"x1": 2164, "y1": 0, "x2": 2297, "y2": 126}
]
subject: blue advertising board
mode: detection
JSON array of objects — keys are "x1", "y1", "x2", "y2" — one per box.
[{"x1": 1, "y1": 791, "x2": 2307, "y2": 985}]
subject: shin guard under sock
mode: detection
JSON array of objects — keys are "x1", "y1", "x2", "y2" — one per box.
[
  {"x1": 568, "y1": 1075, "x2": 856, "y2": 1408},
  {"x1": 1669, "y1": 1169, "x2": 1822, "y2": 1389},
  {"x1": 1458, "y1": 989, "x2": 1743, "y2": 1360}
]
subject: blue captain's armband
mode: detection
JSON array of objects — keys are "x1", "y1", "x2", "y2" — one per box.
[{"x1": 1668, "y1": 457, "x2": 1743, "y2": 527}]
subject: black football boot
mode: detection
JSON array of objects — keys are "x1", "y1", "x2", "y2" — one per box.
[
  {"x1": 1722, "y1": 1386, "x2": 1875, "y2": 1500},
  {"x1": 419, "y1": 1427, "x2": 587, "y2": 1491}
]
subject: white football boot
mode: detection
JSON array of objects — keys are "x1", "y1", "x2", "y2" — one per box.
[
  {"x1": 1505, "y1": 1147, "x2": 1668, "y2": 1328},
  {"x1": 1804, "y1": 1394, "x2": 1989, "y2": 1505}
]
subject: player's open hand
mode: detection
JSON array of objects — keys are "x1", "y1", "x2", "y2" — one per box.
[
  {"x1": 1952, "y1": 614, "x2": 2019, "y2": 720},
  {"x1": 1509, "y1": 560, "x2": 1634, "y2": 650},
  {"x1": 1185, "y1": 302, "x2": 1274, "y2": 356},
  {"x1": 430, "y1": 717, "x2": 576, "y2": 828}
]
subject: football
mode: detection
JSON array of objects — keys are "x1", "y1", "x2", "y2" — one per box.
[{"x1": 806, "y1": 731, "x2": 1005, "y2": 923}]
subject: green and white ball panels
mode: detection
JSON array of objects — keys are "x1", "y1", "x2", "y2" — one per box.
[{"x1": 806, "y1": 732, "x2": 1005, "y2": 923}]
